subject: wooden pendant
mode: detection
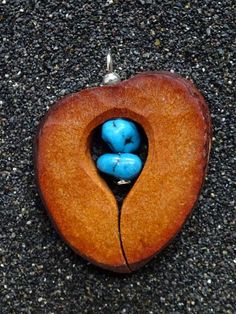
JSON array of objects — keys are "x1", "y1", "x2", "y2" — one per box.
[{"x1": 35, "y1": 71, "x2": 211, "y2": 273}]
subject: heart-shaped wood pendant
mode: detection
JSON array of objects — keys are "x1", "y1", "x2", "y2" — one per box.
[{"x1": 35, "y1": 55, "x2": 211, "y2": 273}]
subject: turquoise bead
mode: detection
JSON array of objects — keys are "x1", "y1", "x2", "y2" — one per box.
[
  {"x1": 97, "y1": 153, "x2": 142, "y2": 180},
  {"x1": 101, "y1": 118, "x2": 140, "y2": 153}
]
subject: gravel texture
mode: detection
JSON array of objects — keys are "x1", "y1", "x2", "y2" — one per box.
[{"x1": 1, "y1": 0, "x2": 235, "y2": 313}]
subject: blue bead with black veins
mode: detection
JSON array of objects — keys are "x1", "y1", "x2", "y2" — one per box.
[
  {"x1": 101, "y1": 118, "x2": 141, "y2": 153},
  {"x1": 96, "y1": 153, "x2": 142, "y2": 181}
]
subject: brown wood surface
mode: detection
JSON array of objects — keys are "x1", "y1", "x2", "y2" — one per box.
[{"x1": 34, "y1": 72, "x2": 211, "y2": 273}]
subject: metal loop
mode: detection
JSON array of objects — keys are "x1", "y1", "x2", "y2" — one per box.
[
  {"x1": 106, "y1": 51, "x2": 113, "y2": 73},
  {"x1": 102, "y1": 50, "x2": 121, "y2": 85}
]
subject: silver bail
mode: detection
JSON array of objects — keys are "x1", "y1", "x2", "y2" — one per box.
[{"x1": 103, "y1": 51, "x2": 121, "y2": 85}]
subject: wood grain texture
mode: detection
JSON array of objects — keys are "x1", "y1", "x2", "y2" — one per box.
[{"x1": 34, "y1": 72, "x2": 211, "y2": 273}]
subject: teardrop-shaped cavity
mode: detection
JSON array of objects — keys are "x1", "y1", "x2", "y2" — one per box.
[
  {"x1": 102, "y1": 118, "x2": 141, "y2": 153},
  {"x1": 90, "y1": 119, "x2": 148, "y2": 206},
  {"x1": 97, "y1": 153, "x2": 142, "y2": 180}
]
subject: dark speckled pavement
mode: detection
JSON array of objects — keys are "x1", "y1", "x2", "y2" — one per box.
[{"x1": 1, "y1": 1, "x2": 235, "y2": 313}]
